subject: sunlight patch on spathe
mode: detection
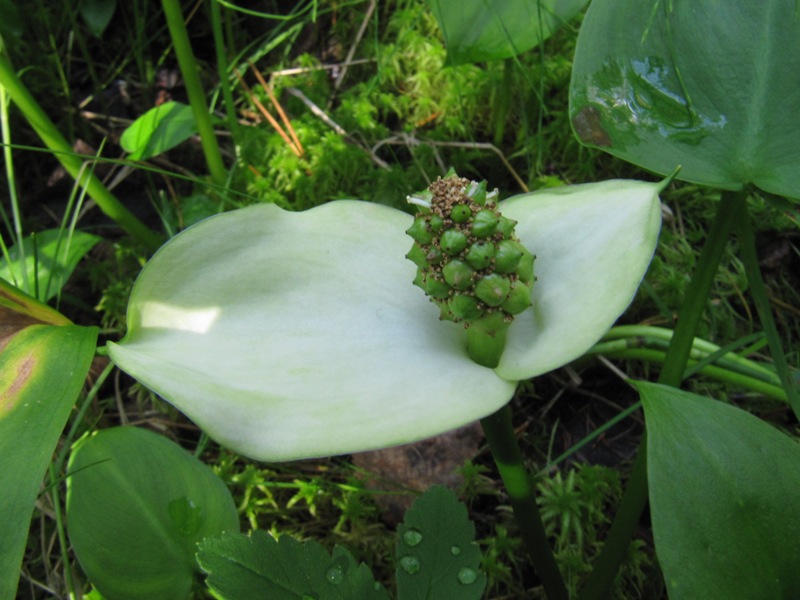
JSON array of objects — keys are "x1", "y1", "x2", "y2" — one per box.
[{"x1": 139, "y1": 302, "x2": 221, "y2": 333}]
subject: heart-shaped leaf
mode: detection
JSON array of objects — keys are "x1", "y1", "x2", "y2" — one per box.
[
  {"x1": 429, "y1": 0, "x2": 588, "y2": 64},
  {"x1": 638, "y1": 381, "x2": 800, "y2": 598},
  {"x1": 66, "y1": 427, "x2": 240, "y2": 600},
  {"x1": 79, "y1": 0, "x2": 117, "y2": 38},
  {"x1": 570, "y1": 0, "x2": 800, "y2": 198}
]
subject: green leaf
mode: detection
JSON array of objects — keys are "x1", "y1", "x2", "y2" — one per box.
[
  {"x1": 0, "y1": 229, "x2": 101, "y2": 302},
  {"x1": 570, "y1": 0, "x2": 800, "y2": 198},
  {"x1": 0, "y1": 276, "x2": 73, "y2": 326},
  {"x1": 66, "y1": 427, "x2": 240, "y2": 600},
  {"x1": 121, "y1": 102, "x2": 198, "y2": 161},
  {"x1": 108, "y1": 181, "x2": 661, "y2": 462},
  {"x1": 0, "y1": 323, "x2": 97, "y2": 600},
  {"x1": 637, "y1": 381, "x2": 800, "y2": 599},
  {"x1": 79, "y1": 0, "x2": 117, "y2": 37},
  {"x1": 429, "y1": 0, "x2": 588, "y2": 64},
  {"x1": 0, "y1": 0, "x2": 22, "y2": 41},
  {"x1": 396, "y1": 486, "x2": 486, "y2": 599},
  {"x1": 197, "y1": 530, "x2": 388, "y2": 600}
]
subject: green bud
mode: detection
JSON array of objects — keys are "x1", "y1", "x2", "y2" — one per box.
[
  {"x1": 412, "y1": 269, "x2": 426, "y2": 290},
  {"x1": 465, "y1": 241, "x2": 495, "y2": 270},
  {"x1": 475, "y1": 273, "x2": 511, "y2": 307},
  {"x1": 465, "y1": 180, "x2": 488, "y2": 205},
  {"x1": 406, "y1": 243, "x2": 429, "y2": 268},
  {"x1": 440, "y1": 229, "x2": 469, "y2": 255},
  {"x1": 425, "y1": 245, "x2": 444, "y2": 266},
  {"x1": 517, "y1": 250, "x2": 535, "y2": 284},
  {"x1": 495, "y1": 216, "x2": 517, "y2": 238},
  {"x1": 502, "y1": 280, "x2": 533, "y2": 315},
  {"x1": 449, "y1": 294, "x2": 484, "y2": 321},
  {"x1": 494, "y1": 240, "x2": 525, "y2": 273},
  {"x1": 424, "y1": 275, "x2": 451, "y2": 299},
  {"x1": 406, "y1": 217, "x2": 434, "y2": 245},
  {"x1": 429, "y1": 214, "x2": 445, "y2": 232},
  {"x1": 450, "y1": 205, "x2": 472, "y2": 223},
  {"x1": 471, "y1": 210, "x2": 499, "y2": 238},
  {"x1": 442, "y1": 260, "x2": 475, "y2": 291}
]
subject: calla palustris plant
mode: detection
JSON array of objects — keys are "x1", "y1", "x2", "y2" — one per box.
[{"x1": 108, "y1": 176, "x2": 663, "y2": 462}]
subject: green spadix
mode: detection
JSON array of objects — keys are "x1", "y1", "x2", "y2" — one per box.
[
  {"x1": 109, "y1": 179, "x2": 662, "y2": 461},
  {"x1": 405, "y1": 174, "x2": 535, "y2": 368}
]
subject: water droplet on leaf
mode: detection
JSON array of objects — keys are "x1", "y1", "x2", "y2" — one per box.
[
  {"x1": 326, "y1": 566, "x2": 344, "y2": 585},
  {"x1": 167, "y1": 496, "x2": 203, "y2": 536},
  {"x1": 457, "y1": 567, "x2": 478, "y2": 585},
  {"x1": 403, "y1": 528, "x2": 423, "y2": 547},
  {"x1": 399, "y1": 555, "x2": 421, "y2": 574},
  {"x1": 450, "y1": 545, "x2": 461, "y2": 555}
]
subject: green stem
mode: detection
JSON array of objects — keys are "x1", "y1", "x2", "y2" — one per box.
[
  {"x1": 161, "y1": 0, "x2": 228, "y2": 188},
  {"x1": 591, "y1": 347, "x2": 787, "y2": 402},
  {"x1": 658, "y1": 190, "x2": 747, "y2": 386},
  {"x1": 209, "y1": 0, "x2": 239, "y2": 139},
  {"x1": 0, "y1": 80, "x2": 29, "y2": 291},
  {"x1": 48, "y1": 462, "x2": 77, "y2": 598},
  {"x1": 577, "y1": 190, "x2": 746, "y2": 600},
  {"x1": 735, "y1": 208, "x2": 800, "y2": 419},
  {"x1": 0, "y1": 53, "x2": 163, "y2": 252},
  {"x1": 466, "y1": 313, "x2": 509, "y2": 368},
  {"x1": 481, "y1": 405, "x2": 568, "y2": 600},
  {"x1": 601, "y1": 325, "x2": 776, "y2": 382}
]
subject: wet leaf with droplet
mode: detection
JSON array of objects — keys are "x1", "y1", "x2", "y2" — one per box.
[
  {"x1": 396, "y1": 486, "x2": 486, "y2": 599},
  {"x1": 197, "y1": 530, "x2": 388, "y2": 600}
]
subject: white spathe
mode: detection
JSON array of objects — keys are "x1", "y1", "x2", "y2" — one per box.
[{"x1": 109, "y1": 179, "x2": 662, "y2": 461}]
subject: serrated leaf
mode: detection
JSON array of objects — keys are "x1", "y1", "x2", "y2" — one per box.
[
  {"x1": 79, "y1": 0, "x2": 117, "y2": 37},
  {"x1": 0, "y1": 229, "x2": 101, "y2": 302},
  {"x1": 66, "y1": 427, "x2": 239, "y2": 600},
  {"x1": 396, "y1": 486, "x2": 485, "y2": 599},
  {"x1": 638, "y1": 381, "x2": 800, "y2": 599},
  {"x1": 429, "y1": 0, "x2": 587, "y2": 64},
  {"x1": 197, "y1": 530, "x2": 388, "y2": 600},
  {"x1": 0, "y1": 324, "x2": 97, "y2": 599},
  {"x1": 121, "y1": 102, "x2": 198, "y2": 161}
]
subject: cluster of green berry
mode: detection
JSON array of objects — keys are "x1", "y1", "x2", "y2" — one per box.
[{"x1": 405, "y1": 174, "x2": 535, "y2": 342}]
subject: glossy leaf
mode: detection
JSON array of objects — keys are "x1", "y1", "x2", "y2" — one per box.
[
  {"x1": 396, "y1": 486, "x2": 485, "y2": 599},
  {"x1": 197, "y1": 530, "x2": 388, "y2": 600},
  {"x1": 121, "y1": 101, "x2": 197, "y2": 160},
  {"x1": 570, "y1": 0, "x2": 800, "y2": 198},
  {"x1": 0, "y1": 322, "x2": 97, "y2": 600},
  {"x1": 638, "y1": 381, "x2": 800, "y2": 599},
  {"x1": 429, "y1": 0, "x2": 587, "y2": 64},
  {"x1": 66, "y1": 427, "x2": 239, "y2": 600},
  {"x1": 108, "y1": 181, "x2": 661, "y2": 461},
  {"x1": 0, "y1": 229, "x2": 101, "y2": 302}
]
